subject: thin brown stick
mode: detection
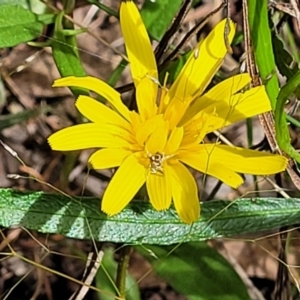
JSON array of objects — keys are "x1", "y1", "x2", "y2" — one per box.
[
  {"x1": 159, "y1": 0, "x2": 226, "y2": 71},
  {"x1": 71, "y1": 251, "x2": 104, "y2": 300},
  {"x1": 243, "y1": 2, "x2": 294, "y2": 299},
  {"x1": 154, "y1": 0, "x2": 193, "y2": 64},
  {"x1": 117, "y1": 1, "x2": 226, "y2": 95}
]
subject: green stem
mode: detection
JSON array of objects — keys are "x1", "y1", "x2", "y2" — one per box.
[
  {"x1": 246, "y1": 118, "x2": 253, "y2": 147},
  {"x1": 86, "y1": 0, "x2": 119, "y2": 18},
  {"x1": 63, "y1": 0, "x2": 75, "y2": 14},
  {"x1": 107, "y1": 58, "x2": 128, "y2": 87},
  {"x1": 286, "y1": 114, "x2": 300, "y2": 128},
  {"x1": 115, "y1": 245, "x2": 131, "y2": 299}
]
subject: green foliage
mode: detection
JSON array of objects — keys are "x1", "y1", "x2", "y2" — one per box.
[
  {"x1": 160, "y1": 50, "x2": 191, "y2": 84},
  {"x1": 140, "y1": 0, "x2": 182, "y2": 40},
  {"x1": 272, "y1": 31, "x2": 300, "y2": 131},
  {"x1": 0, "y1": 106, "x2": 49, "y2": 131},
  {"x1": 0, "y1": 5, "x2": 53, "y2": 47},
  {"x1": 85, "y1": 0, "x2": 118, "y2": 18},
  {"x1": 0, "y1": 0, "x2": 48, "y2": 14},
  {"x1": 1, "y1": 188, "x2": 300, "y2": 245},
  {"x1": 272, "y1": 33, "x2": 299, "y2": 81},
  {"x1": 51, "y1": 12, "x2": 87, "y2": 97},
  {"x1": 138, "y1": 242, "x2": 251, "y2": 300},
  {"x1": 248, "y1": 0, "x2": 279, "y2": 110},
  {"x1": 275, "y1": 70, "x2": 300, "y2": 163},
  {"x1": 248, "y1": 0, "x2": 300, "y2": 164}
]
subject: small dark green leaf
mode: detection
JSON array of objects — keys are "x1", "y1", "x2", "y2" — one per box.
[
  {"x1": 272, "y1": 33, "x2": 300, "y2": 99},
  {"x1": 0, "y1": 5, "x2": 54, "y2": 47},
  {"x1": 159, "y1": 51, "x2": 190, "y2": 84},
  {"x1": 275, "y1": 70, "x2": 300, "y2": 163},
  {"x1": 138, "y1": 242, "x2": 251, "y2": 300},
  {"x1": 1, "y1": 189, "x2": 300, "y2": 245},
  {"x1": 141, "y1": 0, "x2": 182, "y2": 41},
  {"x1": 273, "y1": 33, "x2": 297, "y2": 80}
]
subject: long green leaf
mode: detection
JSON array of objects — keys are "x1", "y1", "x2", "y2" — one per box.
[
  {"x1": 1, "y1": 189, "x2": 300, "y2": 245},
  {"x1": 247, "y1": 0, "x2": 279, "y2": 109}
]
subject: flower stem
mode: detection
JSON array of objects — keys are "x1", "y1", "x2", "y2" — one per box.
[{"x1": 115, "y1": 245, "x2": 131, "y2": 299}]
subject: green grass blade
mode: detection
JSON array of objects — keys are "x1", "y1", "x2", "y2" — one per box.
[
  {"x1": 248, "y1": 0, "x2": 279, "y2": 109},
  {"x1": 0, "y1": 106, "x2": 49, "y2": 131}
]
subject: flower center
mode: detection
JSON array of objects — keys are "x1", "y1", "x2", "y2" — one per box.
[{"x1": 149, "y1": 152, "x2": 164, "y2": 174}]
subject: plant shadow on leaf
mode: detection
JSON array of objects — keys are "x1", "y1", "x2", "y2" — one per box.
[
  {"x1": 137, "y1": 242, "x2": 252, "y2": 300},
  {"x1": 9, "y1": 189, "x2": 107, "y2": 241},
  {"x1": 2, "y1": 189, "x2": 300, "y2": 245}
]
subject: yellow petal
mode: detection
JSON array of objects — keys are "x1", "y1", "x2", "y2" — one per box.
[
  {"x1": 89, "y1": 148, "x2": 132, "y2": 169},
  {"x1": 129, "y1": 110, "x2": 142, "y2": 130},
  {"x1": 135, "y1": 114, "x2": 164, "y2": 146},
  {"x1": 101, "y1": 153, "x2": 146, "y2": 215},
  {"x1": 53, "y1": 76, "x2": 130, "y2": 120},
  {"x1": 204, "y1": 73, "x2": 252, "y2": 102},
  {"x1": 167, "y1": 162, "x2": 200, "y2": 224},
  {"x1": 120, "y1": 0, "x2": 158, "y2": 85},
  {"x1": 168, "y1": 19, "x2": 236, "y2": 102},
  {"x1": 181, "y1": 111, "x2": 209, "y2": 146},
  {"x1": 164, "y1": 126, "x2": 184, "y2": 155},
  {"x1": 146, "y1": 121, "x2": 168, "y2": 154},
  {"x1": 146, "y1": 172, "x2": 171, "y2": 210},
  {"x1": 158, "y1": 75, "x2": 170, "y2": 113},
  {"x1": 163, "y1": 97, "x2": 191, "y2": 129},
  {"x1": 76, "y1": 95, "x2": 130, "y2": 129},
  {"x1": 204, "y1": 86, "x2": 272, "y2": 132},
  {"x1": 136, "y1": 74, "x2": 158, "y2": 121},
  {"x1": 181, "y1": 74, "x2": 252, "y2": 123},
  {"x1": 196, "y1": 144, "x2": 288, "y2": 174},
  {"x1": 179, "y1": 150, "x2": 244, "y2": 188},
  {"x1": 48, "y1": 124, "x2": 131, "y2": 151}
]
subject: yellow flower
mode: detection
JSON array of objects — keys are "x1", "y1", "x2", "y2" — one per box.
[{"x1": 48, "y1": 0, "x2": 288, "y2": 224}]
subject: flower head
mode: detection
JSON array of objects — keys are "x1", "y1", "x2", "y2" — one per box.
[{"x1": 48, "y1": 0, "x2": 288, "y2": 223}]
